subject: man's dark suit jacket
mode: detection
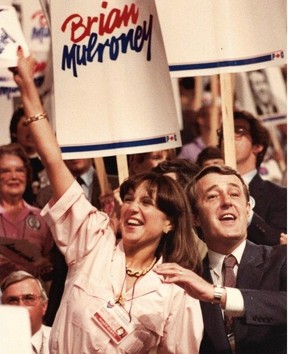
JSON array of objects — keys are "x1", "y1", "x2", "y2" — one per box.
[
  {"x1": 247, "y1": 173, "x2": 287, "y2": 246},
  {"x1": 200, "y1": 240, "x2": 287, "y2": 354}
]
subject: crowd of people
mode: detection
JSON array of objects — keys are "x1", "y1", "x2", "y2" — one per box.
[{"x1": 0, "y1": 48, "x2": 286, "y2": 354}]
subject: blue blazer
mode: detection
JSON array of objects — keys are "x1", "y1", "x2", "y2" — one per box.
[{"x1": 200, "y1": 241, "x2": 287, "y2": 354}]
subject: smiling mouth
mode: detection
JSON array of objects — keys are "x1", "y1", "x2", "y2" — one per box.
[
  {"x1": 126, "y1": 218, "x2": 143, "y2": 226},
  {"x1": 220, "y1": 213, "x2": 236, "y2": 221}
]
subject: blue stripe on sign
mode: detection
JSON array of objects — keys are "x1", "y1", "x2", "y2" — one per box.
[
  {"x1": 169, "y1": 54, "x2": 273, "y2": 72},
  {"x1": 61, "y1": 136, "x2": 168, "y2": 153}
]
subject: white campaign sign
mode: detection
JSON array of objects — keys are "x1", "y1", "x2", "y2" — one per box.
[
  {"x1": 156, "y1": 0, "x2": 286, "y2": 77},
  {"x1": 50, "y1": 0, "x2": 181, "y2": 158},
  {"x1": 0, "y1": 5, "x2": 29, "y2": 68}
]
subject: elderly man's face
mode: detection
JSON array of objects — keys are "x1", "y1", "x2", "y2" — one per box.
[{"x1": 1, "y1": 278, "x2": 47, "y2": 335}]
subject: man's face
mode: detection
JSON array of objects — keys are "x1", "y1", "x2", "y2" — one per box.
[
  {"x1": 219, "y1": 119, "x2": 262, "y2": 171},
  {"x1": 249, "y1": 71, "x2": 272, "y2": 105},
  {"x1": 1, "y1": 278, "x2": 47, "y2": 335},
  {"x1": 193, "y1": 172, "x2": 250, "y2": 254},
  {"x1": 64, "y1": 158, "x2": 92, "y2": 176}
]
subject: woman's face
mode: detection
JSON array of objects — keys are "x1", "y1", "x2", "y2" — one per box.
[
  {"x1": 120, "y1": 182, "x2": 172, "y2": 251},
  {"x1": 0, "y1": 155, "x2": 27, "y2": 199}
]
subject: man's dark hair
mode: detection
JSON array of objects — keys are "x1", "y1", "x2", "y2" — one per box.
[
  {"x1": 196, "y1": 146, "x2": 223, "y2": 168},
  {"x1": 217, "y1": 110, "x2": 271, "y2": 168}
]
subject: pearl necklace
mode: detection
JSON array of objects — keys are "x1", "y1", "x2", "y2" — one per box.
[{"x1": 126, "y1": 257, "x2": 157, "y2": 278}]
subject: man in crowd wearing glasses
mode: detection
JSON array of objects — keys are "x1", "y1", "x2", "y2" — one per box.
[
  {"x1": 217, "y1": 110, "x2": 287, "y2": 246},
  {"x1": 1, "y1": 270, "x2": 51, "y2": 354}
]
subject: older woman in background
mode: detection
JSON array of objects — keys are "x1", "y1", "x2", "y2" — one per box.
[{"x1": 0, "y1": 143, "x2": 53, "y2": 284}]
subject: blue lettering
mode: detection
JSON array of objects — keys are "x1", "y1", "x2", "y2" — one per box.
[
  {"x1": 61, "y1": 15, "x2": 153, "y2": 78},
  {"x1": 32, "y1": 27, "x2": 50, "y2": 43}
]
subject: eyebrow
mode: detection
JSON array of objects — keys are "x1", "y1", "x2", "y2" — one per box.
[{"x1": 204, "y1": 182, "x2": 242, "y2": 193}]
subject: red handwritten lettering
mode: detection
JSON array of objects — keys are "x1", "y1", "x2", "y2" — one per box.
[{"x1": 61, "y1": 2, "x2": 139, "y2": 43}]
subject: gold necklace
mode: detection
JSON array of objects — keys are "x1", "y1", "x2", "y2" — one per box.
[{"x1": 126, "y1": 257, "x2": 157, "y2": 278}]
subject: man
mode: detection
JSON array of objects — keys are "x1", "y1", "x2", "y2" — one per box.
[
  {"x1": 217, "y1": 110, "x2": 287, "y2": 245},
  {"x1": 1, "y1": 270, "x2": 51, "y2": 354},
  {"x1": 247, "y1": 70, "x2": 282, "y2": 115},
  {"x1": 154, "y1": 164, "x2": 286, "y2": 354}
]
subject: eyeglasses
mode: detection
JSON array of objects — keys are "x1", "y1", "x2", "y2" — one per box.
[
  {"x1": 217, "y1": 126, "x2": 250, "y2": 139},
  {"x1": 4, "y1": 294, "x2": 42, "y2": 306}
]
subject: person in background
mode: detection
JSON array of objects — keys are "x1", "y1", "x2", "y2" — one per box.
[
  {"x1": 196, "y1": 146, "x2": 224, "y2": 169},
  {"x1": 128, "y1": 149, "x2": 176, "y2": 176},
  {"x1": 10, "y1": 107, "x2": 49, "y2": 205},
  {"x1": 217, "y1": 110, "x2": 287, "y2": 246},
  {"x1": 13, "y1": 47, "x2": 204, "y2": 353},
  {"x1": 152, "y1": 158, "x2": 200, "y2": 189},
  {"x1": 178, "y1": 105, "x2": 221, "y2": 162},
  {"x1": 1, "y1": 270, "x2": 51, "y2": 354},
  {"x1": 37, "y1": 158, "x2": 100, "y2": 209},
  {"x1": 154, "y1": 164, "x2": 286, "y2": 354},
  {"x1": 0, "y1": 143, "x2": 53, "y2": 287}
]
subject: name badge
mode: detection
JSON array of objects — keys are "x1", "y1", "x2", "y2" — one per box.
[{"x1": 93, "y1": 303, "x2": 135, "y2": 344}]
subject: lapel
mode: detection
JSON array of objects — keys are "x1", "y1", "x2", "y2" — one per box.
[
  {"x1": 236, "y1": 240, "x2": 265, "y2": 289},
  {"x1": 248, "y1": 174, "x2": 265, "y2": 207},
  {"x1": 201, "y1": 256, "x2": 231, "y2": 352}
]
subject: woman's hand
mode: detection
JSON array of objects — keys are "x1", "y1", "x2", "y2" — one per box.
[
  {"x1": 154, "y1": 262, "x2": 216, "y2": 303},
  {"x1": 11, "y1": 46, "x2": 36, "y2": 91}
]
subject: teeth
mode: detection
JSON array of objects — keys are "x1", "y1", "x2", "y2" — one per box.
[
  {"x1": 221, "y1": 214, "x2": 235, "y2": 220},
  {"x1": 127, "y1": 218, "x2": 142, "y2": 226}
]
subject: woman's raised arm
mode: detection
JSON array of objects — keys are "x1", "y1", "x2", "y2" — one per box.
[{"x1": 13, "y1": 47, "x2": 74, "y2": 202}]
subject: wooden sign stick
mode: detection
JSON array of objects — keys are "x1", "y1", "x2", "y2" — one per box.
[
  {"x1": 209, "y1": 74, "x2": 220, "y2": 146},
  {"x1": 94, "y1": 157, "x2": 111, "y2": 195},
  {"x1": 116, "y1": 154, "x2": 129, "y2": 186},
  {"x1": 220, "y1": 73, "x2": 237, "y2": 169},
  {"x1": 193, "y1": 76, "x2": 203, "y2": 111}
]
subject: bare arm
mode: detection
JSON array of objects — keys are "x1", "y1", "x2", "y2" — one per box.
[{"x1": 13, "y1": 47, "x2": 74, "y2": 202}]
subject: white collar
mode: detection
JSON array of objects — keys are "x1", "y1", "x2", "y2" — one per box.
[
  {"x1": 208, "y1": 240, "x2": 246, "y2": 281},
  {"x1": 79, "y1": 165, "x2": 94, "y2": 187},
  {"x1": 31, "y1": 326, "x2": 43, "y2": 353},
  {"x1": 242, "y1": 169, "x2": 257, "y2": 185}
]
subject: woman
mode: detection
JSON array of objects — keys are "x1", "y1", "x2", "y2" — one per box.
[
  {"x1": 13, "y1": 48, "x2": 203, "y2": 353},
  {"x1": 0, "y1": 143, "x2": 53, "y2": 283}
]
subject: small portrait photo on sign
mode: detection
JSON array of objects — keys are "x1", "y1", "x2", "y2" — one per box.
[{"x1": 235, "y1": 66, "x2": 287, "y2": 117}]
